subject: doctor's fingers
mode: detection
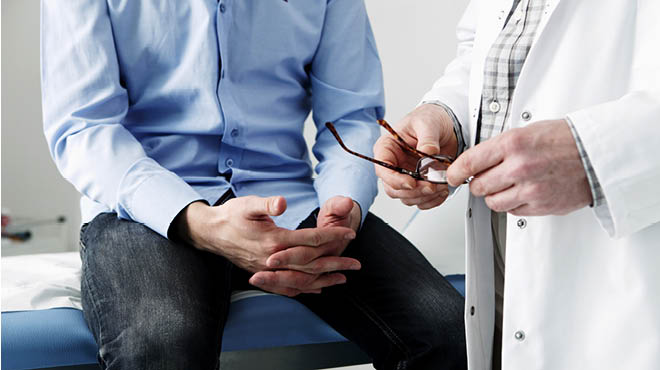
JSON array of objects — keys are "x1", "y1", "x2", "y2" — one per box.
[
  {"x1": 416, "y1": 192, "x2": 450, "y2": 210},
  {"x1": 398, "y1": 189, "x2": 449, "y2": 207},
  {"x1": 469, "y1": 163, "x2": 516, "y2": 198},
  {"x1": 373, "y1": 139, "x2": 418, "y2": 191},
  {"x1": 447, "y1": 138, "x2": 505, "y2": 186},
  {"x1": 383, "y1": 182, "x2": 442, "y2": 200},
  {"x1": 484, "y1": 185, "x2": 526, "y2": 213}
]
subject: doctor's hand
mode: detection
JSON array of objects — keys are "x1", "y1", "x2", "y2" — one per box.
[
  {"x1": 251, "y1": 196, "x2": 362, "y2": 296},
  {"x1": 447, "y1": 119, "x2": 593, "y2": 216},
  {"x1": 373, "y1": 104, "x2": 457, "y2": 210},
  {"x1": 172, "y1": 196, "x2": 360, "y2": 296}
]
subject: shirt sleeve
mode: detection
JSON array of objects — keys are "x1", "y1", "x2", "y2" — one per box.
[
  {"x1": 309, "y1": 0, "x2": 385, "y2": 226},
  {"x1": 41, "y1": 0, "x2": 204, "y2": 238},
  {"x1": 565, "y1": 118, "x2": 605, "y2": 208}
]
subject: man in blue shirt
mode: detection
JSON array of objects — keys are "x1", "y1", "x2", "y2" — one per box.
[{"x1": 41, "y1": 1, "x2": 466, "y2": 369}]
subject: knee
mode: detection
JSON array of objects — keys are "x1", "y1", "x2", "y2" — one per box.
[{"x1": 100, "y1": 305, "x2": 219, "y2": 369}]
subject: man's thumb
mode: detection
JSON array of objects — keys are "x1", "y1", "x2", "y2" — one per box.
[{"x1": 245, "y1": 196, "x2": 287, "y2": 218}]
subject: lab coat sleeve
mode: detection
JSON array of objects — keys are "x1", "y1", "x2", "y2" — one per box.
[
  {"x1": 421, "y1": 0, "x2": 478, "y2": 146},
  {"x1": 310, "y1": 0, "x2": 385, "y2": 226},
  {"x1": 41, "y1": 0, "x2": 204, "y2": 238},
  {"x1": 567, "y1": 0, "x2": 660, "y2": 238}
]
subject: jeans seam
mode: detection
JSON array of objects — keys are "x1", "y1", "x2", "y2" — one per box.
[
  {"x1": 346, "y1": 293, "x2": 411, "y2": 369},
  {"x1": 213, "y1": 262, "x2": 235, "y2": 369},
  {"x1": 80, "y1": 245, "x2": 110, "y2": 367}
]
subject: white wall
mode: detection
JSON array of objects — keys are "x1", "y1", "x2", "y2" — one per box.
[{"x1": 1, "y1": 0, "x2": 468, "y2": 272}]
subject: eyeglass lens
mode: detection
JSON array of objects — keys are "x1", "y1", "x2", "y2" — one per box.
[{"x1": 416, "y1": 157, "x2": 449, "y2": 184}]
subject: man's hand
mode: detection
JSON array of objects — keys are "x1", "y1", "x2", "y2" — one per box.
[
  {"x1": 373, "y1": 104, "x2": 457, "y2": 209},
  {"x1": 173, "y1": 196, "x2": 360, "y2": 296},
  {"x1": 251, "y1": 196, "x2": 362, "y2": 296},
  {"x1": 447, "y1": 119, "x2": 593, "y2": 216}
]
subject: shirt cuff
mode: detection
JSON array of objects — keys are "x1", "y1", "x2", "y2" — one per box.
[
  {"x1": 565, "y1": 117, "x2": 605, "y2": 208},
  {"x1": 422, "y1": 100, "x2": 466, "y2": 158},
  {"x1": 123, "y1": 171, "x2": 205, "y2": 239}
]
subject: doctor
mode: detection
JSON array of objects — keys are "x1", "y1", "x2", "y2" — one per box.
[{"x1": 375, "y1": 0, "x2": 660, "y2": 369}]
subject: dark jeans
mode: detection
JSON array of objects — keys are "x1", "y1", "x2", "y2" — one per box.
[{"x1": 80, "y1": 211, "x2": 466, "y2": 370}]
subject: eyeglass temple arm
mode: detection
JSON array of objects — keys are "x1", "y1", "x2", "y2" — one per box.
[{"x1": 325, "y1": 122, "x2": 423, "y2": 179}]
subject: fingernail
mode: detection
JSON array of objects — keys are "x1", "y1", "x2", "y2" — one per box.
[
  {"x1": 402, "y1": 183, "x2": 414, "y2": 190},
  {"x1": 338, "y1": 277, "x2": 347, "y2": 284},
  {"x1": 270, "y1": 259, "x2": 281, "y2": 267},
  {"x1": 253, "y1": 277, "x2": 265, "y2": 286},
  {"x1": 345, "y1": 232, "x2": 356, "y2": 240},
  {"x1": 422, "y1": 187, "x2": 434, "y2": 195},
  {"x1": 352, "y1": 263, "x2": 362, "y2": 270}
]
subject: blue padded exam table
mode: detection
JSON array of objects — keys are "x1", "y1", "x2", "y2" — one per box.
[{"x1": 1, "y1": 275, "x2": 465, "y2": 370}]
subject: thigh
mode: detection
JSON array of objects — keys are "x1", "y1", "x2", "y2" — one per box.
[
  {"x1": 295, "y1": 213, "x2": 466, "y2": 370},
  {"x1": 80, "y1": 213, "x2": 233, "y2": 370}
]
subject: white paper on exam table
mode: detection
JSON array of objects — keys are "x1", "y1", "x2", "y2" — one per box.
[{"x1": 1, "y1": 252, "x2": 83, "y2": 312}]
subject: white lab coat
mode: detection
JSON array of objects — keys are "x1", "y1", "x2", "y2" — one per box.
[{"x1": 423, "y1": 0, "x2": 660, "y2": 369}]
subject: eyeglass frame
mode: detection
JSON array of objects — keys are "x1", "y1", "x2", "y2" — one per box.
[{"x1": 325, "y1": 120, "x2": 457, "y2": 184}]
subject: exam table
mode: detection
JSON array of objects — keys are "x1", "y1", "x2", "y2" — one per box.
[{"x1": 1, "y1": 252, "x2": 465, "y2": 370}]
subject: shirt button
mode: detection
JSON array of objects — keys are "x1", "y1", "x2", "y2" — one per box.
[
  {"x1": 489, "y1": 101, "x2": 501, "y2": 113},
  {"x1": 467, "y1": 208, "x2": 472, "y2": 218},
  {"x1": 517, "y1": 218, "x2": 527, "y2": 229},
  {"x1": 470, "y1": 306, "x2": 475, "y2": 316},
  {"x1": 225, "y1": 158, "x2": 234, "y2": 167},
  {"x1": 230, "y1": 129, "x2": 239, "y2": 138},
  {"x1": 514, "y1": 330, "x2": 526, "y2": 341},
  {"x1": 219, "y1": 3, "x2": 226, "y2": 13},
  {"x1": 221, "y1": 70, "x2": 225, "y2": 79},
  {"x1": 521, "y1": 111, "x2": 532, "y2": 121}
]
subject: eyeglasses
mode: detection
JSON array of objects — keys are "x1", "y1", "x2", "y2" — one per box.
[{"x1": 325, "y1": 120, "x2": 455, "y2": 184}]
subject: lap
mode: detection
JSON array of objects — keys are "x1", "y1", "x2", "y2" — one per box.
[
  {"x1": 80, "y1": 213, "x2": 233, "y2": 368},
  {"x1": 295, "y1": 212, "x2": 466, "y2": 369}
]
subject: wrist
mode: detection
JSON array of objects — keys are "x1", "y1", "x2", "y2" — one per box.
[{"x1": 170, "y1": 201, "x2": 213, "y2": 248}]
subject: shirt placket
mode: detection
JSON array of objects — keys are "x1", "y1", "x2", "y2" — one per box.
[{"x1": 215, "y1": 0, "x2": 243, "y2": 177}]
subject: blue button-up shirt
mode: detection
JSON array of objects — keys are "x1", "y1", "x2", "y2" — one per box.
[{"x1": 41, "y1": 0, "x2": 384, "y2": 237}]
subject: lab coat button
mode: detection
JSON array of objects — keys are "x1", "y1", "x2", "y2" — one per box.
[
  {"x1": 521, "y1": 111, "x2": 532, "y2": 121},
  {"x1": 489, "y1": 101, "x2": 501, "y2": 113},
  {"x1": 225, "y1": 158, "x2": 233, "y2": 167},
  {"x1": 470, "y1": 306, "x2": 475, "y2": 316},
  {"x1": 514, "y1": 330, "x2": 525, "y2": 341},
  {"x1": 467, "y1": 208, "x2": 472, "y2": 218},
  {"x1": 517, "y1": 218, "x2": 527, "y2": 229}
]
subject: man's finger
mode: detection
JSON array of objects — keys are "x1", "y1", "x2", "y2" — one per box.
[
  {"x1": 320, "y1": 196, "x2": 354, "y2": 219},
  {"x1": 302, "y1": 255, "x2": 361, "y2": 274},
  {"x1": 447, "y1": 139, "x2": 504, "y2": 186},
  {"x1": 276, "y1": 226, "x2": 356, "y2": 250},
  {"x1": 242, "y1": 195, "x2": 287, "y2": 218},
  {"x1": 251, "y1": 270, "x2": 347, "y2": 291},
  {"x1": 267, "y1": 245, "x2": 327, "y2": 268}
]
